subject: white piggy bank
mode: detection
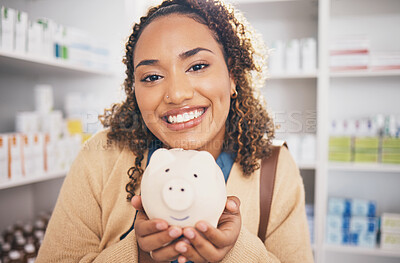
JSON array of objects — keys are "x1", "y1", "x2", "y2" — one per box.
[{"x1": 141, "y1": 148, "x2": 227, "y2": 228}]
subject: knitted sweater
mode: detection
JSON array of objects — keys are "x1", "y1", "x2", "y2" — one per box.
[{"x1": 36, "y1": 130, "x2": 314, "y2": 262}]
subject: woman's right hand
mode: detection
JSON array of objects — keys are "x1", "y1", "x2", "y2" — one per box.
[{"x1": 131, "y1": 195, "x2": 183, "y2": 262}]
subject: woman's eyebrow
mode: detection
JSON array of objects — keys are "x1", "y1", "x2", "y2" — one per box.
[
  {"x1": 179, "y1": 47, "x2": 214, "y2": 59},
  {"x1": 135, "y1": 59, "x2": 159, "y2": 70}
]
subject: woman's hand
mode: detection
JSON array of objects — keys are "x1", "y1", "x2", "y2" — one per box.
[
  {"x1": 131, "y1": 196, "x2": 183, "y2": 262},
  {"x1": 174, "y1": 196, "x2": 242, "y2": 263}
]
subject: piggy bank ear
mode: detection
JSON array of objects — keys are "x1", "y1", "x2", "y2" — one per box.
[
  {"x1": 189, "y1": 151, "x2": 216, "y2": 167},
  {"x1": 147, "y1": 148, "x2": 176, "y2": 172}
]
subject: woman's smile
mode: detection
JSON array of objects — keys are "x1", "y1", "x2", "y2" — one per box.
[{"x1": 162, "y1": 106, "x2": 207, "y2": 131}]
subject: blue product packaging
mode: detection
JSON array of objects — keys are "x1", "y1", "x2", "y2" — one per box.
[
  {"x1": 328, "y1": 197, "x2": 351, "y2": 216},
  {"x1": 327, "y1": 214, "x2": 350, "y2": 230},
  {"x1": 351, "y1": 198, "x2": 376, "y2": 217}
]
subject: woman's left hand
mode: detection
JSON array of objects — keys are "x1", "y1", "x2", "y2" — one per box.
[{"x1": 174, "y1": 196, "x2": 242, "y2": 263}]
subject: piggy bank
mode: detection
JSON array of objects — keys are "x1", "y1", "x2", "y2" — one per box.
[{"x1": 141, "y1": 148, "x2": 227, "y2": 228}]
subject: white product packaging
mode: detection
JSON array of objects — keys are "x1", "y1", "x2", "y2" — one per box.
[
  {"x1": 370, "y1": 51, "x2": 400, "y2": 71},
  {"x1": 53, "y1": 24, "x2": 67, "y2": 59},
  {"x1": 21, "y1": 134, "x2": 35, "y2": 177},
  {"x1": 32, "y1": 133, "x2": 45, "y2": 175},
  {"x1": 1, "y1": 6, "x2": 16, "y2": 51},
  {"x1": 27, "y1": 21, "x2": 43, "y2": 56},
  {"x1": 40, "y1": 110, "x2": 63, "y2": 140},
  {"x1": 268, "y1": 40, "x2": 285, "y2": 74},
  {"x1": 300, "y1": 134, "x2": 316, "y2": 163},
  {"x1": 381, "y1": 213, "x2": 400, "y2": 234},
  {"x1": 285, "y1": 39, "x2": 300, "y2": 73},
  {"x1": 381, "y1": 232, "x2": 400, "y2": 251},
  {"x1": 14, "y1": 10, "x2": 28, "y2": 53},
  {"x1": 0, "y1": 134, "x2": 9, "y2": 182},
  {"x1": 8, "y1": 134, "x2": 24, "y2": 180},
  {"x1": 301, "y1": 38, "x2": 317, "y2": 73},
  {"x1": 37, "y1": 18, "x2": 56, "y2": 58},
  {"x1": 35, "y1": 84, "x2": 54, "y2": 114},
  {"x1": 15, "y1": 111, "x2": 40, "y2": 133},
  {"x1": 67, "y1": 27, "x2": 92, "y2": 67}
]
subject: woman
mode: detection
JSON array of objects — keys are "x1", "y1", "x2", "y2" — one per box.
[{"x1": 37, "y1": 0, "x2": 313, "y2": 262}]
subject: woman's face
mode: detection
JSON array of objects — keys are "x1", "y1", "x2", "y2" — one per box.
[{"x1": 133, "y1": 14, "x2": 235, "y2": 158}]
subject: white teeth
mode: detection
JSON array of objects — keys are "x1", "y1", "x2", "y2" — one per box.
[{"x1": 166, "y1": 109, "x2": 204, "y2": 124}]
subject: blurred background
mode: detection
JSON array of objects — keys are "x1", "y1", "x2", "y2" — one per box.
[{"x1": 0, "y1": 0, "x2": 399, "y2": 262}]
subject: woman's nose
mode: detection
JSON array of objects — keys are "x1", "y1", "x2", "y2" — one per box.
[{"x1": 164, "y1": 73, "x2": 194, "y2": 104}]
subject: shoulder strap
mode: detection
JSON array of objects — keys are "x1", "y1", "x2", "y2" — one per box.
[{"x1": 257, "y1": 142, "x2": 287, "y2": 243}]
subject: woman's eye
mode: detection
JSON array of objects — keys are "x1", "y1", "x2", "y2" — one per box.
[
  {"x1": 188, "y1": 63, "x2": 209, "y2": 72},
  {"x1": 142, "y1": 74, "x2": 162, "y2": 82}
]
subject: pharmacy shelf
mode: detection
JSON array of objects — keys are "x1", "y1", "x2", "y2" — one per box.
[
  {"x1": 0, "y1": 49, "x2": 113, "y2": 77},
  {"x1": 298, "y1": 162, "x2": 317, "y2": 170},
  {"x1": 328, "y1": 162, "x2": 400, "y2": 173},
  {"x1": 231, "y1": 0, "x2": 314, "y2": 4},
  {"x1": 324, "y1": 245, "x2": 400, "y2": 258},
  {"x1": 268, "y1": 72, "x2": 318, "y2": 80},
  {"x1": 0, "y1": 170, "x2": 68, "y2": 190},
  {"x1": 330, "y1": 70, "x2": 400, "y2": 78}
]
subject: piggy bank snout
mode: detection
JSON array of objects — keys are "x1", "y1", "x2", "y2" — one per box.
[{"x1": 162, "y1": 178, "x2": 194, "y2": 212}]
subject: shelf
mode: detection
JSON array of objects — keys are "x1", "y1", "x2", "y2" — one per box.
[
  {"x1": 0, "y1": 170, "x2": 68, "y2": 190},
  {"x1": 0, "y1": 49, "x2": 113, "y2": 77},
  {"x1": 230, "y1": 0, "x2": 314, "y2": 4},
  {"x1": 268, "y1": 72, "x2": 318, "y2": 80},
  {"x1": 328, "y1": 162, "x2": 400, "y2": 173},
  {"x1": 298, "y1": 162, "x2": 317, "y2": 170},
  {"x1": 324, "y1": 244, "x2": 400, "y2": 258},
  {"x1": 330, "y1": 70, "x2": 400, "y2": 78}
]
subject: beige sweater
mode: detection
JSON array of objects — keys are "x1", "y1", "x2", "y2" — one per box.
[{"x1": 36, "y1": 130, "x2": 313, "y2": 262}]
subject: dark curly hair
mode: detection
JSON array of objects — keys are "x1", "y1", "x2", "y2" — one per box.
[{"x1": 101, "y1": 0, "x2": 275, "y2": 201}]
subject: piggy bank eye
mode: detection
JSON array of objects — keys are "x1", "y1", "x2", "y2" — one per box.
[
  {"x1": 194, "y1": 174, "x2": 198, "y2": 178},
  {"x1": 165, "y1": 168, "x2": 170, "y2": 173}
]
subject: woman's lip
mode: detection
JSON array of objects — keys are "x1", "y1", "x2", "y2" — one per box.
[
  {"x1": 161, "y1": 105, "x2": 207, "y2": 118},
  {"x1": 163, "y1": 107, "x2": 208, "y2": 131}
]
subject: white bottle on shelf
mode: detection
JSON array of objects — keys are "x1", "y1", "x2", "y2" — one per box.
[
  {"x1": 285, "y1": 39, "x2": 300, "y2": 74},
  {"x1": 301, "y1": 38, "x2": 317, "y2": 73}
]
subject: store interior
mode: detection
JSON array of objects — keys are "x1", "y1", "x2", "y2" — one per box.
[{"x1": 0, "y1": 0, "x2": 399, "y2": 262}]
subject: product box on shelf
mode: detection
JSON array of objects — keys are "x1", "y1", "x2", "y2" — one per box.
[
  {"x1": 14, "y1": 10, "x2": 28, "y2": 53},
  {"x1": 0, "y1": 134, "x2": 9, "y2": 182},
  {"x1": 382, "y1": 137, "x2": 400, "y2": 164},
  {"x1": 370, "y1": 52, "x2": 400, "y2": 71},
  {"x1": 301, "y1": 38, "x2": 317, "y2": 73},
  {"x1": 381, "y1": 213, "x2": 400, "y2": 234},
  {"x1": 354, "y1": 137, "x2": 379, "y2": 163},
  {"x1": 381, "y1": 232, "x2": 400, "y2": 250},
  {"x1": 1, "y1": 6, "x2": 16, "y2": 51},
  {"x1": 27, "y1": 20, "x2": 43, "y2": 56},
  {"x1": 8, "y1": 134, "x2": 24, "y2": 180},
  {"x1": 380, "y1": 213, "x2": 400, "y2": 250},
  {"x1": 32, "y1": 133, "x2": 45, "y2": 175},
  {"x1": 329, "y1": 136, "x2": 352, "y2": 162},
  {"x1": 326, "y1": 197, "x2": 379, "y2": 247},
  {"x1": 330, "y1": 35, "x2": 370, "y2": 71}
]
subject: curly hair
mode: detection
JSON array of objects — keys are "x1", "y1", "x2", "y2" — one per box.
[{"x1": 101, "y1": 0, "x2": 275, "y2": 201}]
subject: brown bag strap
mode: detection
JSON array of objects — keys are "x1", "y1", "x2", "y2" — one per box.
[{"x1": 258, "y1": 142, "x2": 287, "y2": 243}]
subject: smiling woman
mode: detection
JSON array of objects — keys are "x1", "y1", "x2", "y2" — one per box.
[{"x1": 36, "y1": 1, "x2": 313, "y2": 262}]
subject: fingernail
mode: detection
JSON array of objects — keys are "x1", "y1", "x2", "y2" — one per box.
[
  {"x1": 184, "y1": 229, "x2": 195, "y2": 239},
  {"x1": 169, "y1": 228, "x2": 181, "y2": 238},
  {"x1": 176, "y1": 243, "x2": 187, "y2": 253},
  {"x1": 197, "y1": 222, "x2": 208, "y2": 232},
  {"x1": 182, "y1": 238, "x2": 190, "y2": 244},
  {"x1": 178, "y1": 256, "x2": 187, "y2": 263},
  {"x1": 228, "y1": 200, "x2": 237, "y2": 210},
  {"x1": 156, "y1": 222, "x2": 167, "y2": 231}
]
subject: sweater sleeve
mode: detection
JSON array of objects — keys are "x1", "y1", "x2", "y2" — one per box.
[
  {"x1": 35, "y1": 144, "x2": 139, "y2": 262},
  {"x1": 263, "y1": 147, "x2": 314, "y2": 262},
  {"x1": 221, "y1": 147, "x2": 313, "y2": 263},
  {"x1": 220, "y1": 226, "x2": 280, "y2": 263}
]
